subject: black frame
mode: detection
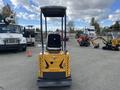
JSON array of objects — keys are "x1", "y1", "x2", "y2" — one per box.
[{"x1": 40, "y1": 6, "x2": 67, "y2": 54}]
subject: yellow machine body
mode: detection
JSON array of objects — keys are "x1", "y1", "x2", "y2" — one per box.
[
  {"x1": 90, "y1": 35, "x2": 120, "y2": 50},
  {"x1": 38, "y1": 51, "x2": 71, "y2": 78},
  {"x1": 37, "y1": 51, "x2": 72, "y2": 87},
  {"x1": 106, "y1": 32, "x2": 120, "y2": 47},
  {"x1": 111, "y1": 39, "x2": 120, "y2": 47},
  {"x1": 38, "y1": 6, "x2": 72, "y2": 87}
]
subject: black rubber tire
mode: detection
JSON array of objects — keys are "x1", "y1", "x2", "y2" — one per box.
[
  {"x1": 113, "y1": 47, "x2": 119, "y2": 51},
  {"x1": 102, "y1": 46, "x2": 108, "y2": 50},
  {"x1": 20, "y1": 45, "x2": 27, "y2": 51},
  {"x1": 85, "y1": 42, "x2": 90, "y2": 47},
  {"x1": 102, "y1": 45, "x2": 119, "y2": 51},
  {"x1": 31, "y1": 42, "x2": 35, "y2": 46},
  {"x1": 22, "y1": 46, "x2": 27, "y2": 51},
  {"x1": 79, "y1": 41, "x2": 84, "y2": 46}
]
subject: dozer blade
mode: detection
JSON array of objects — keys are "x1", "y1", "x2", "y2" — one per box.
[{"x1": 37, "y1": 77, "x2": 72, "y2": 87}]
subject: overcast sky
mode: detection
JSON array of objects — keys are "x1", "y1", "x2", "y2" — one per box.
[{"x1": 0, "y1": 0, "x2": 120, "y2": 30}]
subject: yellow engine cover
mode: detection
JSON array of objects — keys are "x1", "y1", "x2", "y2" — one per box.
[
  {"x1": 112, "y1": 39, "x2": 120, "y2": 46},
  {"x1": 38, "y1": 51, "x2": 71, "y2": 78}
]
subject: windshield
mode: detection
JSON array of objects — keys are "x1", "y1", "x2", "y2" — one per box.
[
  {"x1": 0, "y1": 24, "x2": 21, "y2": 33},
  {"x1": 87, "y1": 29, "x2": 95, "y2": 31}
]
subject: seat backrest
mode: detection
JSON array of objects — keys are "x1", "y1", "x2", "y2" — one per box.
[{"x1": 46, "y1": 33, "x2": 61, "y2": 51}]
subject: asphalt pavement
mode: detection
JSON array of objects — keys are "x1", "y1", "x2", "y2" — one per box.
[{"x1": 0, "y1": 37, "x2": 120, "y2": 90}]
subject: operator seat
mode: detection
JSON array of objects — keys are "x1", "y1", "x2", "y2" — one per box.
[{"x1": 46, "y1": 33, "x2": 61, "y2": 51}]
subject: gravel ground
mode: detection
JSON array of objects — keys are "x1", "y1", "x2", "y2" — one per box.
[{"x1": 0, "y1": 36, "x2": 120, "y2": 90}]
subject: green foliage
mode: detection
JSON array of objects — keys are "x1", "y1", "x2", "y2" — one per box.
[
  {"x1": 100, "y1": 27, "x2": 109, "y2": 36},
  {"x1": 90, "y1": 17, "x2": 100, "y2": 35},
  {"x1": 76, "y1": 30, "x2": 83, "y2": 34},
  {"x1": 94, "y1": 22, "x2": 100, "y2": 35},
  {"x1": 110, "y1": 21, "x2": 120, "y2": 31},
  {"x1": 75, "y1": 30, "x2": 83, "y2": 38},
  {"x1": 67, "y1": 21, "x2": 75, "y2": 32},
  {"x1": 90, "y1": 17, "x2": 95, "y2": 26}
]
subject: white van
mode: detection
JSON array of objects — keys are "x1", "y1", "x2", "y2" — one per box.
[{"x1": 0, "y1": 23, "x2": 27, "y2": 51}]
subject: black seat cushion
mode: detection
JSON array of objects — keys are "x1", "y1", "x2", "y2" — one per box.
[{"x1": 47, "y1": 34, "x2": 61, "y2": 51}]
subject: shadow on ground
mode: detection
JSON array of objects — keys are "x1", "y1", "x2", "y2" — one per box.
[
  {"x1": 38, "y1": 86, "x2": 71, "y2": 90},
  {"x1": 0, "y1": 50, "x2": 25, "y2": 54}
]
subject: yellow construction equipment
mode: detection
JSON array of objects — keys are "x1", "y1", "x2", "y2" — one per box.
[
  {"x1": 91, "y1": 32, "x2": 120, "y2": 51},
  {"x1": 37, "y1": 6, "x2": 72, "y2": 87}
]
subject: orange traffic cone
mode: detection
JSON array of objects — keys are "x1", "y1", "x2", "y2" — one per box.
[{"x1": 26, "y1": 49, "x2": 32, "y2": 57}]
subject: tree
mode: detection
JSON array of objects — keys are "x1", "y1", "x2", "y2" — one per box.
[
  {"x1": 94, "y1": 22, "x2": 100, "y2": 35},
  {"x1": 101, "y1": 27, "x2": 108, "y2": 36},
  {"x1": 113, "y1": 21, "x2": 120, "y2": 30},
  {"x1": 90, "y1": 17, "x2": 100, "y2": 35},
  {"x1": 109, "y1": 21, "x2": 120, "y2": 31},
  {"x1": 90, "y1": 17, "x2": 95, "y2": 26},
  {"x1": 36, "y1": 28, "x2": 40, "y2": 32},
  {"x1": 67, "y1": 21, "x2": 75, "y2": 33}
]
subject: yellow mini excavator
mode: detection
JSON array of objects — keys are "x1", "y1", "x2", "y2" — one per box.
[
  {"x1": 91, "y1": 32, "x2": 120, "y2": 51},
  {"x1": 37, "y1": 6, "x2": 72, "y2": 87}
]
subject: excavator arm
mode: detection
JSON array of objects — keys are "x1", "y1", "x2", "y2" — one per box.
[{"x1": 90, "y1": 37, "x2": 108, "y2": 48}]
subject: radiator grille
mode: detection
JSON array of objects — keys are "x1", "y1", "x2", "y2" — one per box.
[{"x1": 4, "y1": 38, "x2": 19, "y2": 44}]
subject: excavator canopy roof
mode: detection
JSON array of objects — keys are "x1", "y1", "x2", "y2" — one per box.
[{"x1": 41, "y1": 6, "x2": 66, "y2": 17}]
